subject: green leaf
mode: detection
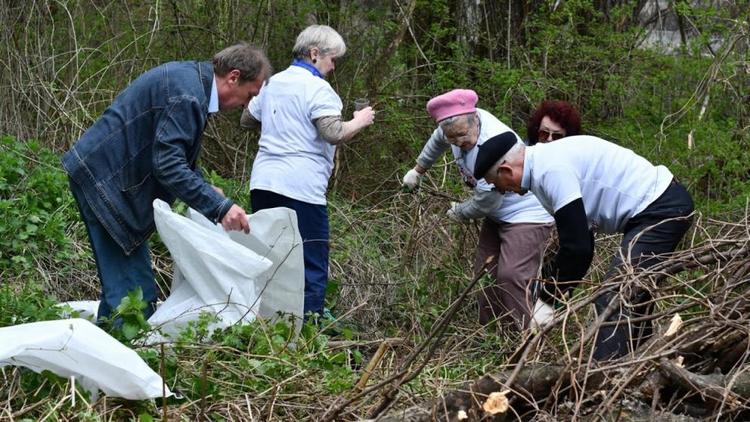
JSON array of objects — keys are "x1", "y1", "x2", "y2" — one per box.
[{"x1": 121, "y1": 323, "x2": 140, "y2": 340}]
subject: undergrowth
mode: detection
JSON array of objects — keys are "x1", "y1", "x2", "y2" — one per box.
[{"x1": 1, "y1": 0, "x2": 748, "y2": 419}]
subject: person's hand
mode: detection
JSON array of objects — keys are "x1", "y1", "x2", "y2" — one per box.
[
  {"x1": 402, "y1": 168, "x2": 423, "y2": 191},
  {"x1": 446, "y1": 201, "x2": 469, "y2": 223},
  {"x1": 212, "y1": 185, "x2": 225, "y2": 196},
  {"x1": 531, "y1": 299, "x2": 554, "y2": 330},
  {"x1": 353, "y1": 106, "x2": 375, "y2": 129},
  {"x1": 220, "y1": 204, "x2": 250, "y2": 233}
]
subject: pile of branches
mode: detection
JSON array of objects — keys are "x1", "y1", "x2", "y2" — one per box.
[{"x1": 326, "y1": 211, "x2": 750, "y2": 421}]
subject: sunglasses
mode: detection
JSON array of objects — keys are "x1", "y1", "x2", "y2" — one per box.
[{"x1": 538, "y1": 129, "x2": 565, "y2": 141}]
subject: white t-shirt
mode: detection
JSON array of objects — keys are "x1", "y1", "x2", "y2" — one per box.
[
  {"x1": 248, "y1": 66, "x2": 343, "y2": 205},
  {"x1": 453, "y1": 109, "x2": 552, "y2": 224},
  {"x1": 523, "y1": 135, "x2": 674, "y2": 233}
]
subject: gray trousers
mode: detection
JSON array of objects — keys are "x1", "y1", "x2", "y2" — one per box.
[{"x1": 474, "y1": 219, "x2": 554, "y2": 328}]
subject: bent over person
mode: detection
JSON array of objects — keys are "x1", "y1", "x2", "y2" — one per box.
[
  {"x1": 402, "y1": 89, "x2": 554, "y2": 329},
  {"x1": 63, "y1": 43, "x2": 271, "y2": 322},
  {"x1": 474, "y1": 133, "x2": 694, "y2": 360},
  {"x1": 241, "y1": 25, "x2": 375, "y2": 318}
]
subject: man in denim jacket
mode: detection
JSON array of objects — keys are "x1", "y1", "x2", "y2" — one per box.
[{"x1": 62, "y1": 43, "x2": 271, "y2": 322}]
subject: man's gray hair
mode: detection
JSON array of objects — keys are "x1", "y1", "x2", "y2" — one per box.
[
  {"x1": 292, "y1": 25, "x2": 347, "y2": 59},
  {"x1": 438, "y1": 112, "x2": 476, "y2": 131},
  {"x1": 213, "y1": 42, "x2": 272, "y2": 82},
  {"x1": 502, "y1": 141, "x2": 525, "y2": 163}
]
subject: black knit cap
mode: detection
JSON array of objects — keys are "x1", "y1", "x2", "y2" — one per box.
[{"x1": 473, "y1": 131, "x2": 518, "y2": 179}]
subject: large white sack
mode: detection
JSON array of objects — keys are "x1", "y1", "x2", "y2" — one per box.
[
  {"x1": 148, "y1": 200, "x2": 272, "y2": 338},
  {"x1": 148, "y1": 200, "x2": 304, "y2": 339},
  {"x1": 185, "y1": 206, "x2": 305, "y2": 324},
  {"x1": 0, "y1": 319, "x2": 171, "y2": 400}
]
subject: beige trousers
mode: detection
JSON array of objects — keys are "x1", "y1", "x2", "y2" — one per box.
[{"x1": 474, "y1": 219, "x2": 554, "y2": 329}]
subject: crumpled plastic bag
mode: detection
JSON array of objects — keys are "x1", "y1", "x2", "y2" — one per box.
[
  {"x1": 0, "y1": 318, "x2": 171, "y2": 400},
  {"x1": 184, "y1": 204, "x2": 305, "y2": 325},
  {"x1": 147, "y1": 200, "x2": 304, "y2": 340}
]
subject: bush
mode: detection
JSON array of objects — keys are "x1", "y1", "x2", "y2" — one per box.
[{"x1": 0, "y1": 136, "x2": 79, "y2": 274}]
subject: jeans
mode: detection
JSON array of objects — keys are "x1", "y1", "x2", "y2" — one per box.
[
  {"x1": 593, "y1": 180, "x2": 694, "y2": 360},
  {"x1": 251, "y1": 189, "x2": 329, "y2": 316},
  {"x1": 69, "y1": 179, "x2": 157, "y2": 323}
]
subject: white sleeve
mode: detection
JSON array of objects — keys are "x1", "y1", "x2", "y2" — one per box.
[
  {"x1": 309, "y1": 85, "x2": 343, "y2": 120},
  {"x1": 539, "y1": 168, "x2": 583, "y2": 213},
  {"x1": 248, "y1": 88, "x2": 263, "y2": 121},
  {"x1": 476, "y1": 177, "x2": 494, "y2": 192}
]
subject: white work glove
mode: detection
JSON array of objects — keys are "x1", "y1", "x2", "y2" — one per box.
[
  {"x1": 402, "y1": 168, "x2": 423, "y2": 191},
  {"x1": 446, "y1": 201, "x2": 470, "y2": 224},
  {"x1": 530, "y1": 299, "x2": 554, "y2": 330}
]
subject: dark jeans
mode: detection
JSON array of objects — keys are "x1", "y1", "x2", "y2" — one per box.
[
  {"x1": 69, "y1": 179, "x2": 157, "y2": 323},
  {"x1": 593, "y1": 180, "x2": 694, "y2": 360},
  {"x1": 251, "y1": 189, "x2": 329, "y2": 316}
]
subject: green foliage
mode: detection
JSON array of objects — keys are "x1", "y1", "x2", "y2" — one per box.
[
  {"x1": 0, "y1": 281, "x2": 67, "y2": 327},
  {"x1": 1, "y1": 1, "x2": 749, "y2": 419},
  {"x1": 0, "y1": 136, "x2": 79, "y2": 273},
  {"x1": 103, "y1": 288, "x2": 152, "y2": 343},
  {"x1": 136, "y1": 316, "x2": 362, "y2": 404}
]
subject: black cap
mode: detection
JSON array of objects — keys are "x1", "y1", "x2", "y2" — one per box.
[{"x1": 473, "y1": 131, "x2": 518, "y2": 179}]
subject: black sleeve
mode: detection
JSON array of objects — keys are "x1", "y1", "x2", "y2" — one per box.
[
  {"x1": 553, "y1": 198, "x2": 594, "y2": 281},
  {"x1": 541, "y1": 198, "x2": 594, "y2": 301}
]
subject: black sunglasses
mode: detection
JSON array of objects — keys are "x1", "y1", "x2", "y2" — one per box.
[{"x1": 538, "y1": 129, "x2": 565, "y2": 141}]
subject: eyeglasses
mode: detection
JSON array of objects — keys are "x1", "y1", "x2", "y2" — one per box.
[{"x1": 538, "y1": 129, "x2": 565, "y2": 141}]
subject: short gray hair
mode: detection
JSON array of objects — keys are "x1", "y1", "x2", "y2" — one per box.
[
  {"x1": 213, "y1": 42, "x2": 272, "y2": 82},
  {"x1": 502, "y1": 142, "x2": 525, "y2": 163},
  {"x1": 292, "y1": 25, "x2": 347, "y2": 59},
  {"x1": 438, "y1": 112, "x2": 476, "y2": 131}
]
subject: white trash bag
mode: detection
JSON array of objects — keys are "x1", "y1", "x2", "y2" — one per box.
[
  {"x1": 57, "y1": 300, "x2": 99, "y2": 321},
  {"x1": 148, "y1": 200, "x2": 304, "y2": 340},
  {"x1": 184, "y1": 205, "x2": 305, "y2": 325},
  {"x1": 0, "y1": 318, "x2": 171, "y2": 400}
]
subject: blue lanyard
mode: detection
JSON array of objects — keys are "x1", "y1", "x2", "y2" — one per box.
[{"x1": 291, "y1": 58, "x2": 323, "y2": 79}]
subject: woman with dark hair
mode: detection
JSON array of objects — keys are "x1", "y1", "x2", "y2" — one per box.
[{"x1": 526, "y1": 100, "x2": 582, "y2": 145}]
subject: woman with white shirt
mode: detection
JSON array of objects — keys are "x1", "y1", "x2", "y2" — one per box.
[{"x1": 241, "y1": 25, "x2": 375, "y2": 318}]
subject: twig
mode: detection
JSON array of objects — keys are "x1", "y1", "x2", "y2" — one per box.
[{"x1": 321, "y1": 256, "x2": 496, "y2": 421}]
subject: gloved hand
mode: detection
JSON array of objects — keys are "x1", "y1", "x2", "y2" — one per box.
[
  {"x1": 530, "y1": 299, "x2": 554, "y2": 330},
  {"x1": 402, "y1": 168, "x2": 423, "y2": 191},
  {"x1": 446, "y1": 201, "x2": 470, "y2": 223}
]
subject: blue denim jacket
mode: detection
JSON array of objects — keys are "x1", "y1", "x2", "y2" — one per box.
[{"x1": 62, "y1": 61, "x2": 233, "y2": 255}]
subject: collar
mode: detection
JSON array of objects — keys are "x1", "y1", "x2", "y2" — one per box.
[
  {"x1": 521, "y1": 146, "x2": 533, "y2": 191},
  {"x1": 208, "y1": 76, "x2": 219, "y2": 113},
  {"x1": 291, "y1": 58, "x2": 323, "y2": 79},
  {"x1": 198, "y1": 61, "x2": 213, "y2": 102}
]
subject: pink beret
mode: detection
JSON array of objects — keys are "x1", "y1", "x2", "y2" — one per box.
[{"x1": 426, "y1": 89, "x2": 478, "y2": 122}]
